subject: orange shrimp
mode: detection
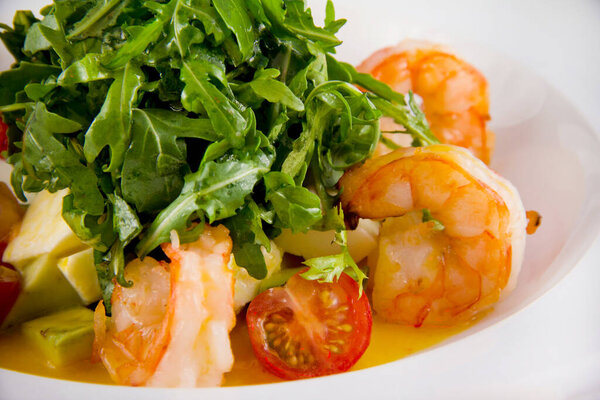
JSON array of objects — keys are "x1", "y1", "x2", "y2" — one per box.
[
  {"x1": 93, "y1": 224, "x2": 236, "y2": 387},
  {"x1": 358, "y1": 40, "x2": 494, "y2": 164},
  {"x1": 340, "y1": 144, "x2": 526, "y2": 327}
]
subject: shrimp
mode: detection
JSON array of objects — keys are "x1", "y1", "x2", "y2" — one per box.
[
  {"x1": 339, "y1": 144, "x2": 526, "y2": 327},
  {"x1": 93, "y1": 224, "x2": 236, "y2": 387},
  {"x1": 358, "y1": 40, "x2": 494, "y2": 164}
]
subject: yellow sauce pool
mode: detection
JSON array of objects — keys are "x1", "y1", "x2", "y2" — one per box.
[{"x1": 0, "y1": 316, "x2": 476, "y2": 386}]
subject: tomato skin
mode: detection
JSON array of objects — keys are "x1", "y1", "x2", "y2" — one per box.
[
  {"x1": 246, "y1": 272, "x2": 372, "y2": 380},
  {"x1": 0, "y1": 242, "x2": 20, "y2": 325},
  {"x1": 0, "y1": 267, "x2": 20, "y2": 324},
  {"x1": 0, "y1": 115, "x2": 7, "y2": 158}
]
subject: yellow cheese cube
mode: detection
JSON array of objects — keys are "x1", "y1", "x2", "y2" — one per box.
[
  {"x1": 3, "y1": 189, "x2": 88, "y2": 269},
  {"x1": 274, "y1": 218, "x2": 380, "y2": 262},
  {"x1": 58, "y1": 248, "x2": 101, "y2": 305}
]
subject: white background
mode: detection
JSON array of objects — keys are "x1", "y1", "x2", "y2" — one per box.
[{"x1": 0, "y1": 0, "x2": 599, "y2": 399}]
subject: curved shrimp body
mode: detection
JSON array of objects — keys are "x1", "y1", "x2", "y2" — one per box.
[
  {"x1": 93, "y1": 225, "x2": 236, "y2": 387},
  {"x1": 358, "y1": 40, "x2": 494, "y2": 164},
  {"x1": 340, "y1": 145, "x2": 526, "y2": 326}
]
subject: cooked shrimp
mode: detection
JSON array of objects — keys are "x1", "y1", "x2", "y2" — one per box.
[
  {"x1": 358, "y1": 40, "x2": 494, "y2": 163},
  {"x1": 93, "y1": 224, "x2": 236, "y2": 387},
  {"x1": 340, "y1": 144, "x2": 526, "y2": 327}
]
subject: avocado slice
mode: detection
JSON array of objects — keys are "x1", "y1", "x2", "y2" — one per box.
[
  {"x1": 3, "y1": 189, "x2": 88, "y2": 270},
  {"x1": 21, "y1": 307, "x2": 95, "y2": 367},
  {"x1": 58, "y1": 248, "x2": 101, "y2": 305},
  {"x1": 2, "y1": 255, "x2": 83, "y2": 328}
]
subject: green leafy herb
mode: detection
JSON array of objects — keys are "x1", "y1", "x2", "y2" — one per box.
[
  {"x1": 224, "y1": 200, "x2": 271, "y2": 279},
  {"x1": 301, "y1": 223, "x2": 367, "y2": 295},
  {"x1": 16, "y1": 102, "x2": 104, "y2": 214},
  {"x1": 83, "y1": 61, "x2": 144, "y2": 172},
  {"x1": 136, "y1": 148, "x2": 272, "y2": 258},
  {"x1": 264, "y1": 171, "x2": 321, "y2": 233},
  {"x1": 212, "y1": 0, "x2": 256, "y2": 63},
  {"x1": 121, "y1": 108, "x2": 218, "y2": 213}
]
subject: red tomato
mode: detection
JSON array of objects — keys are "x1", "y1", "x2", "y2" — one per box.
[
  {"x1": 0, "y1": 242, "x2": 20, "y2": 325},
  {"x1": 0, "y1": 115, "x2": 7, "y2": 158},
  {"x1": 246, "y1": 272, "x2": 372, "y2": 380}
]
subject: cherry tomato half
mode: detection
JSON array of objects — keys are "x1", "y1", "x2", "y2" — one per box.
[
  {"x1": 0, "y1": 242, "x2": 20, "y2": 325},
  {"x1": 246, "y1": 272, "x2": 372, "y2": 380}
]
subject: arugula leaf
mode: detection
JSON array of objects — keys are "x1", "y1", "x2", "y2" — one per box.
[
  {"x1": 324, "y1": 0, "x2": 346, "y2": 34},
  {"x1": 327, "y1": 55, "x2": 438, "y2": 146},
  {"x1": 67, "y1": 0, "x2": 129, "y2": 40},
  {"x1": 53, "y1": 0, "x2": 96, "y2": 25},
  {"x1": 246, "y1": 0, "x2": 271, "y2": 28},
  {"x1": 367, "y1": 94, "x2": 437, "y2": 147},
  {"x1": 280, "y1": 117, "x2": 317, "y2": 182},
  {"x1": 102, "y1": 1, "x2": 174, "y2": 70},
  {"x1": 324, "y1": 0, "x2": 336, "y2": 26},
  {"x1": 280, "y1": 79, "x2": 379, "y2": 189},
  {"x1": 171, "y1": 0, "x2": 228, "y2": 59},
  {"x1": 136, "y1": 149, "x2": 272, "y2": 257},
  {"x1": 24, "y1": 81, "x2": 57, "y2": 102},
  {"x1": 224, "y1": 200, "x2": 271, "y2": 279},
  {"x1": 121, "y1": 108, "x2": 219, "y2": 213},
  {"x1": 314, "y1": 85, "x2": 380, "y2": 188},
  {"x1": 247, "y1": 69, "x2": 305, "y2": 112},
  {"x1": 109, "y1": 193, "x2": 142, "y2": 245},
  {"x1": 0, "y1": 62, "x2": 60, "y2": 106},
  {"x1": 62, "y1": 193, "x2": 115, "y2": 252},
  {"x1": 180, "y1": 59, "x2": 247, "y2": 148},
  {"x1": 0, "y1": 11, "x2": 40, "y2": 62},
  {"x1": 264, "y1": 171, "x2": 322, "y2": 233},
  {"x1": 18, "y1": 102, "x2": 104, "y2": 214},
  {"x1": 95, "y1": 238, "x2": 130, "y2": 315},
  {"x1": 281, "y1": 0, "x2": 341, "y2": 47},
  {"x1": 212, "y1": 0, "x2": 256, "y2": 63},
  {"x1": 95, "y1": 255, "x2": 115, "y2": 314},
  {"x1": 259, "y1": 0, "x2": 286, "y2": 26},
  {"x1": 24, "y1": 15, "x2": 99, "y2": 68},
  {"x1": 23, "y1": 15, "x2": 60, "y2": 54},
  {"x1": 58, "y1": 53, "x2": 113, "y2": 85},
  {"x1": 83, "y1": 61, "x2": 144, "y2": 172}
]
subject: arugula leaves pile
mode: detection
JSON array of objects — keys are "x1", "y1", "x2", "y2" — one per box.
[{"x1": 0, "y1": 0, "x2": 436, "y2": 309}]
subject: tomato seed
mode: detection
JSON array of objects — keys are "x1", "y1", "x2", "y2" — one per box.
[{"x1": 264, "y1": 322, "x2": 276, "y2": 332}]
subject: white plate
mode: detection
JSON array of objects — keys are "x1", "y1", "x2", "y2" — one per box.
[{"x1": 1, "y1": 0, "x2": 599, "y2": 399}]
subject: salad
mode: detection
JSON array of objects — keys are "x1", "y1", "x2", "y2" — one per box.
[{"x1": 0, "y1": 0, "x2": 535, "y2": 387}]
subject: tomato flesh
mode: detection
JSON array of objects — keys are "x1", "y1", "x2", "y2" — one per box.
[
  {"x1": 246, "y1": 272, "x2": 372, "y2": 380},
  {"x1": 0, "y1": 242, "x2": 20, "y2": 325}
]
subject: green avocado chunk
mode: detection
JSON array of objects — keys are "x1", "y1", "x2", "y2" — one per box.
[
  {"x1": 21, "y1": 307, "x2": 95, "y2": 367},
  {"x1": 2, "y1": 255, "x2": 83, "y2": 328}
]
